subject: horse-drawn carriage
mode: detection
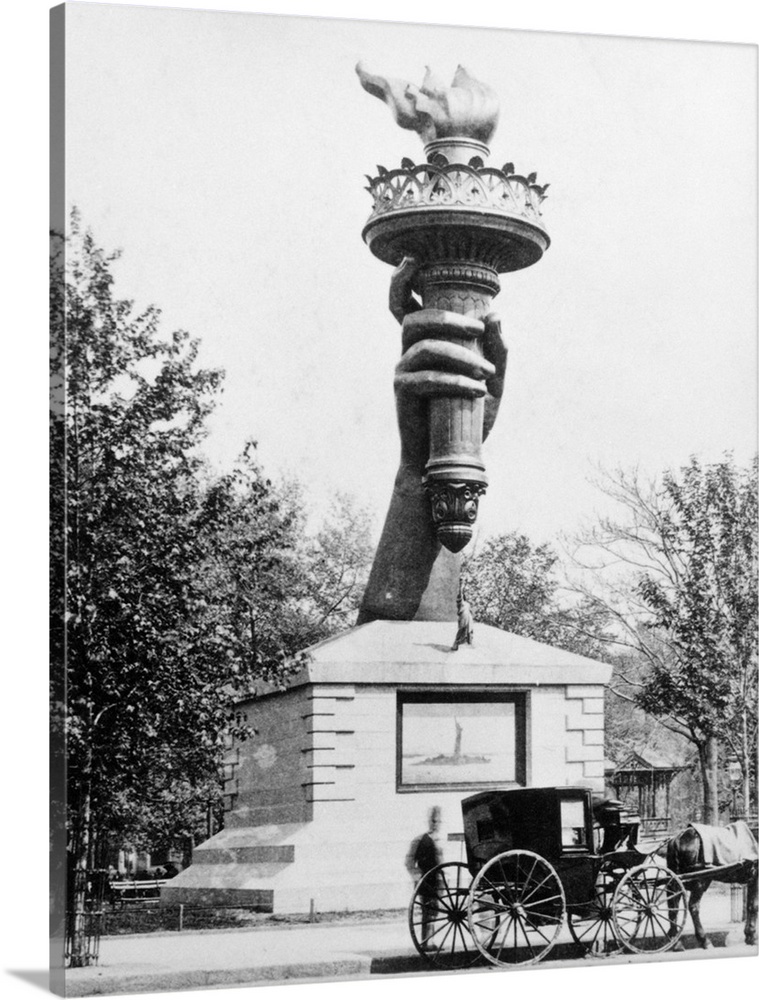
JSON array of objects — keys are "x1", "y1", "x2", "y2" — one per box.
[{"x1": 409, "y1": 786, "x2": 757, "y2": 968}]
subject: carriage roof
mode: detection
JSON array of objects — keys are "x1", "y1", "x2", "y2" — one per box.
[{"x1": 461, "y1": 786, "x2": 596, "y2": 866}]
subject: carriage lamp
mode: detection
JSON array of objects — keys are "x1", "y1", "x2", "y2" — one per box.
[{"x1": 358, "y1": 63, "x2": 550, "y2": 552}]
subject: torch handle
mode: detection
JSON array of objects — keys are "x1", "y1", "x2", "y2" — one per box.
[
  {"x1": 418, "y1": 263, "x2": 496, "y2": 486},
  {"x1": 416, "y1": 262, "x2": 499, "y2": 552}
]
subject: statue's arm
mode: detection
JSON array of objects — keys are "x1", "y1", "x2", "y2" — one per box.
[
  {"x1": 357, "y1": 260, "x2": 507, "y2": 624},
  {"x1": 357, "y1": 460, "x2": 457, "y2": 623}
]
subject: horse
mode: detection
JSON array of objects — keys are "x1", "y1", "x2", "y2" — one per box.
[{"x1": 665, "y1": 822, "x2": 758, "y2": 948}]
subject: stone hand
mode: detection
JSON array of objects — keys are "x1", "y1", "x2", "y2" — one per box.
[{"x1": 389, "y1": 258, "x2": 507, "y2": 475}]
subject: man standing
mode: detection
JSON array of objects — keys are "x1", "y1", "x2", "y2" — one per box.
[{"x1": 409, "y1": 807, "x2": 444, "y2": 948}]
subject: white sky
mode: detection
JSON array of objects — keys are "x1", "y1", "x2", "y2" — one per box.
[
  {"x1": 62, "y1": 2, "x2": 757, "y2": 546},
  {"x1": 405, "y1": 702, "x2": 514, "y2": 756}
]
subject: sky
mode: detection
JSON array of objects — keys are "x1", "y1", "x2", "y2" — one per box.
[{"x1": 61, "y1": 2, "x2": 757, "y2": 549}]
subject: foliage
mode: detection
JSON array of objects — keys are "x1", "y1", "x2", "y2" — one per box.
[
  {"x1": 52, "y1": 214, "x2": 377, "y2": 878},
  {"x1": 604, "y1": 652, "x2": 702, "y2": 827},
  {"x1": 52, "y1": 213, "x2": 298, "y2": 866},
  {"x1": 571, "y1": 456, "x2": 758, "y2": 819},
  {"x1": 198, "y1": 468, "x2": 374, "y2": 682},
  {"x1": 193, "y1": 448, "x2": 307, "y2": 688},
  {"x1": 461, "y1": 532, "x2": 612, "y2": 659},
  {"x1": 295, "y1": 492, "x2": 374, "y2": 643},
  {"x1": 635, "y1": 458, "x2": 757, "y2": 752}
]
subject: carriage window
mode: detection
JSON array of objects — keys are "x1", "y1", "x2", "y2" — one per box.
[
  {"x1": 477, "y1": 819, "x2": 495, "y2": 842},
  {"x1": 560, "y1": 799, "x2": 587, "y2": 847}
]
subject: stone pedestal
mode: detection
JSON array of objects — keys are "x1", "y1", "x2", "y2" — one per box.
[{"x1": 163, "y1": 621, "x2": 611, "y2": 913}]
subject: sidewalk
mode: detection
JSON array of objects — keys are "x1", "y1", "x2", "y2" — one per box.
[
  {"x1": 65, "y1": 918, "x2": 414, "y2": 996},
  {"x1": 64, "y1": 888, "x2": 751, "y2": 997}
]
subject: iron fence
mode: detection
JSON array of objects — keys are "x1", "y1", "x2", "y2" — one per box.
[
  {"x1": 103, "y1": 903, "x2": 265, "y2": 935},
  {"x1": 65, "y1": 869, "x2": 108, "y2": 967}
]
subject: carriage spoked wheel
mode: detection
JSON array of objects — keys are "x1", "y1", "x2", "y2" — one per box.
[
  {"x1": 611, "y1": 863, "x2": 687, "y2": 954},
  {"x1": 408, "y1": 862, "x2": 481, "y2": 968},
  {"x1": 567, "y1": 861, "x2": 624, "y2": 957},
  {"x1": 466, "y1": 849, "x2": 566, "y2": 967}
]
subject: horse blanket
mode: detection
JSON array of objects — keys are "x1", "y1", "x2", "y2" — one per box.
[{"x1": 689, "y1": 820, "x2": 758, "y2": 867}]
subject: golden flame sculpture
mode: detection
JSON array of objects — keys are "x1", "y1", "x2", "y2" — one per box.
[{"x1": 358, "y1": 64, "x2": 550, "y2": 553}]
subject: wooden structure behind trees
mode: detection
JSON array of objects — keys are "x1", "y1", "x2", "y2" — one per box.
[{"x1": 605, "y1": 752, "x2": 685, "y2": 839}]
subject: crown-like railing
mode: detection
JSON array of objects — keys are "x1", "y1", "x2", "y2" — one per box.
[{"x1": 365, "y1": 160, "x2": 548, "y2": 227}]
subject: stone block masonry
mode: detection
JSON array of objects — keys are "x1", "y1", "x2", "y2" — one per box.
[{"x1": 163, "y1": 621, "x2": 612, "y2": 913}]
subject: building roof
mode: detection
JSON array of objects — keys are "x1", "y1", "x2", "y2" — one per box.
[
  {"x1": 260, "y1": 620, "x2": 613, "y2": 691},
  {"x1": 605, "y1": 750, "x2": 684, "y2": 774}
]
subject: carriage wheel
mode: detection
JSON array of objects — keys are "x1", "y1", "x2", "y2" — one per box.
[
  {"x1": 612, "y1": 864, "x2": 687, "y2": 953},
  {"x1": 408, "y1": 862, "x2": 481, "y2": 968},
  {"x1": 466, "y1": 850, "x2": 566, "y2": 967},
  {"x1": 567, "y1": 861, "x2": 624, "y2": 957}
]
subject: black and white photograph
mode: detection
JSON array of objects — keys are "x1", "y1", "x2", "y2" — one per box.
[{"x1": 6, "y1": 3, "x2": 759, "y2": 1000}]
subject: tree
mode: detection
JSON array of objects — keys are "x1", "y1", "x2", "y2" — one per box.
[
  {"x1": 195, "y1": 447, "x2": 308, "y2": 684},
  {"x1": 200, "y1": 470, "x2": 374, "y2": 663},
  {"x1": 461, "y1": 532, "x2": 612, "y2": 660},
  {"x1": 295, "y1": 492, "x2": 374, "y2": 644},
  {"x1": 570, "y1": 457, "x2": 758, "y2": 822},
  {"x1": 51, "y1": 214, "x2": 301, "y2": 963},
  {"x1": 52, "y1": 213, "x2": 379, "y2": 964},
  {"x1": 603, "y1": 652, "x2": 701, "y2": 829}
]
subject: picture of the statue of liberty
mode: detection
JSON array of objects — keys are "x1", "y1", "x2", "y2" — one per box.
[{"x1": 401, "y1": 700, "x2": 517, "y2": 786}]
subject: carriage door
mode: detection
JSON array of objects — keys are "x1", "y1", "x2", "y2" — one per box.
[{"x1": 558, "y1": 792, "x2": 595, "y2": 905}]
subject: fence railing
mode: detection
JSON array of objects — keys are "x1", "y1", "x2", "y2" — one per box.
[
  {"x1": 65, "y1": 869, "x2": 109, "y2": 967},
  {"x1": 109, "y1": 878, "x2": 169, "y2": 904},
  {"x1": 639, "y1": 817, "x2": 671, "y2": 838},
  {"x1": 102, "y1": 902, "x2": 265, "y2": 935}
]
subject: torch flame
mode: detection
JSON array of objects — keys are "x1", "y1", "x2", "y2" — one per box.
[{"x1": 356, "y1": 63, "x2": 500, "y2": 146}]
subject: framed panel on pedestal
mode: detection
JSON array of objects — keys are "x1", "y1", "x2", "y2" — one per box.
[{"x1": 397, "y1": 690, "x2": 527, "y2": 790}]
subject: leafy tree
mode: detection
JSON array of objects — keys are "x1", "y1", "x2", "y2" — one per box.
[
  {"x1": 570, "y1": 457, "x2": 758, "y2": 822},
  {"x1": 461, "y1": 532, "x2": 612, "y2": 659},
  {"x1": 52, "y1": 213, "x2": 378, "y2": 964},
  {"x1": 51, "y1": 214, "x2": 300, "y2": 962},
  {"x1": 200, "y1": 470, "x2": 374, "y2": 661},
  {"x1": 195, "y1": 447, "x2": 307, "y2": 681},
  {"x1": 604, "y1": 652, "x2": 700, "y2": 829},
  {"x1": 294, "y1": 492, "x2": 374, "y2": 644}
]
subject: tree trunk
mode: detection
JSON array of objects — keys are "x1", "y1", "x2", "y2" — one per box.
[
  {"x1": 183, "y1": 832, "x2": 195, "y2": 870},
  {"x1": 68, "y1": 692, "x2": 96, "y2": 968},
  {"x1": 67, "y1": 800, "x2": 92, "y2": 967},
  {"x1": 741, "y1": 705, "x2": 752, "y2": 820},
  {"x1": 698, "y1": 737, "x2": 720, "y2": 823}
]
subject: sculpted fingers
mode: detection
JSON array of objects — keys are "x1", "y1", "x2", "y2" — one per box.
[
  {"x1": 396, "y1": 310, "x2": 496, "y2": 400},
  {"x1": 389, "y1": 256, "x2": 421, "y2": 324},
  {"x1": 396, "y1": 338, "x2": 495, "y2": 400},
  {"x1": 481, "y1": 313, "x2": 507, "y2": 442},
  {"x1": 398, "y1": 339, "x2": 496, "y2": 381},
  {"x1": 401, "y1": 309, "x2": 484, "y2": 354},
  {"x1": 482, "y1": 312, "x2": 508, "y2": 388},
  {"x1": 395, "y1": 370, "x2": 488, "y2": 398}
]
